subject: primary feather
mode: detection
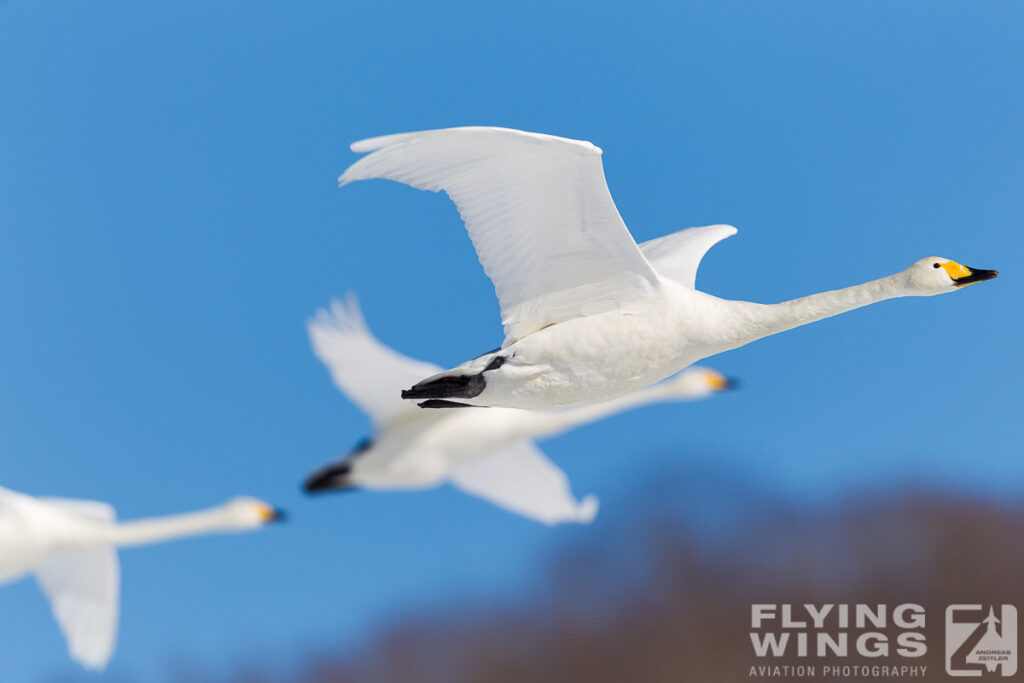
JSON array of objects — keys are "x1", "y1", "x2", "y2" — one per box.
[{"x1": 341, "y1": 127, "x2": 660, "y2": 344}]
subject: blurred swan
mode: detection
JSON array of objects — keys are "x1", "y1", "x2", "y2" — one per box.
[
  {"x1": 340, "y1": 126, "x2": 998, "y2": 410},
  {"x1": 302, "y1": 295, "x2": 733, "y2": 524},
  {"x1": 0, "y1": 488, "x2": 283, "y2": 670}
]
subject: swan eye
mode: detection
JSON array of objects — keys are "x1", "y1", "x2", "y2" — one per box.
[{"x1": 933, "y1": 263, "x2": 940, "y2": 269}]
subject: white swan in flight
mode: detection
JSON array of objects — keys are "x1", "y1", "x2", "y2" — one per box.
[
  {"x1": 339, "y1": 127, "x2": 998, "y2": 410},
  {"x1": 0, "y1": 487, "x2": 283, "y2": 670},
  {"x1": 302, "y1": 295, "x2": 733, "y2": 524}
]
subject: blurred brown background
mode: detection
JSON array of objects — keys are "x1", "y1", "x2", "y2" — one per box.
[{"x1": 186, "y1": 475, "x2": 1024, "y2": 683}]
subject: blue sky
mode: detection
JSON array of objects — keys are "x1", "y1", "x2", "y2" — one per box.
[{"x1": 0, "y1": 1, "x2": 1021, "y2": 680}]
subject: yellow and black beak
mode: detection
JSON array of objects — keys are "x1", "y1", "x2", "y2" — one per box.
[
  {"x1": 953, "y1": 266, "x2": 999, "y2": 287},
  {"x1": 940, "y1": 261, "x2": 998, "y2": 287},
  {"x1": 707, "y1": 373, "x2": 740, "y2": 391},
  {"x1": 260, "y1": 505, "x2": 288, "y2": 523}
]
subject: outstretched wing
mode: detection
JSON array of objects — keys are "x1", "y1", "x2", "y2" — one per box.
[
  {"x1": 308, "y1": 294, "x2": 442, "y2": 427},
  {"x1": 340, "y1": 127, "x2": 660, "y2": 344},
  {"x1": 34, "y1": 499, "x2": 119, "y2": 671},
  {"x1": 639, "y1": 224, "x2": 736, "y2": 289},
  {"x1": 449, "y1": 441, "x2": 599, "y2": 525}
]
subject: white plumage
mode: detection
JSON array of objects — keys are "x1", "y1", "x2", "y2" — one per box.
[
  {"x1": 340, "y1": 126, "x2": 997, "y2": 410},
  {"x1": 341, "y1": 127, "x2": 659, "y2": 343},
  {"x1": 303, "y1": 295, "x2": 732, "y2": 525},
  {"x1": 0, "y1": 488, "x2": 282, "y2": 670}
]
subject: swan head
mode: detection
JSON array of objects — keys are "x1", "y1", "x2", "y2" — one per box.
[
  {"x1": 905, "y1": 257, "x2": 998, "y2": 295},
  {"x1": 221, "y1": 497, "x2": 287, "y2": 529},
  {"x1": 663, "y1": 367, "x2": 737, "y2": 399}
]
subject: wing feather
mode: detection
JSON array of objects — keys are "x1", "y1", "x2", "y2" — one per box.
[
  {"x1": 34, "y1": 498, "x2": 119, "y2": 671},
  {"x1": 340, "y1": 127, "x2": 659, "y2": 343},
  {"x1": 449, "y1": 441, "x2": 599, "y2": 525},
  {"x1": 639, "y1": 224, "x2": 737, "y2": 288},
  {"x1": 308, "y1": 294, "x2": 441, "y2": 427}
]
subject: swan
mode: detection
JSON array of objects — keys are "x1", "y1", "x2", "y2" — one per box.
[
  {"x1": 0, "y1": 487, "x2": 284, "y2": 670},
  {"x1": 339, "y1": 127, "x2": 998, "y2": 410},
  {"x1": 301, "y1": 295, "x2": 733, "y2": 524}
]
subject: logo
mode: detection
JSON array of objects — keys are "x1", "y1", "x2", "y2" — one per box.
[
  {"x1": 946, "y1": 605, "x2": 1018, "y2": 677},
  {"x1": 748, "y1": 604, "x2": 929, "y2": 679}
]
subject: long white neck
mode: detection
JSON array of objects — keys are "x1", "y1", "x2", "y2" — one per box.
[
  {"x1": 525, "y1": 381, "x2": 692, "y2": 440},
  {"x1": 104, "y1": 506, "x2": 242, "y2": 548},
  {"x1": 725, "y1": 271, "x2": 909, "y2": 348}
]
